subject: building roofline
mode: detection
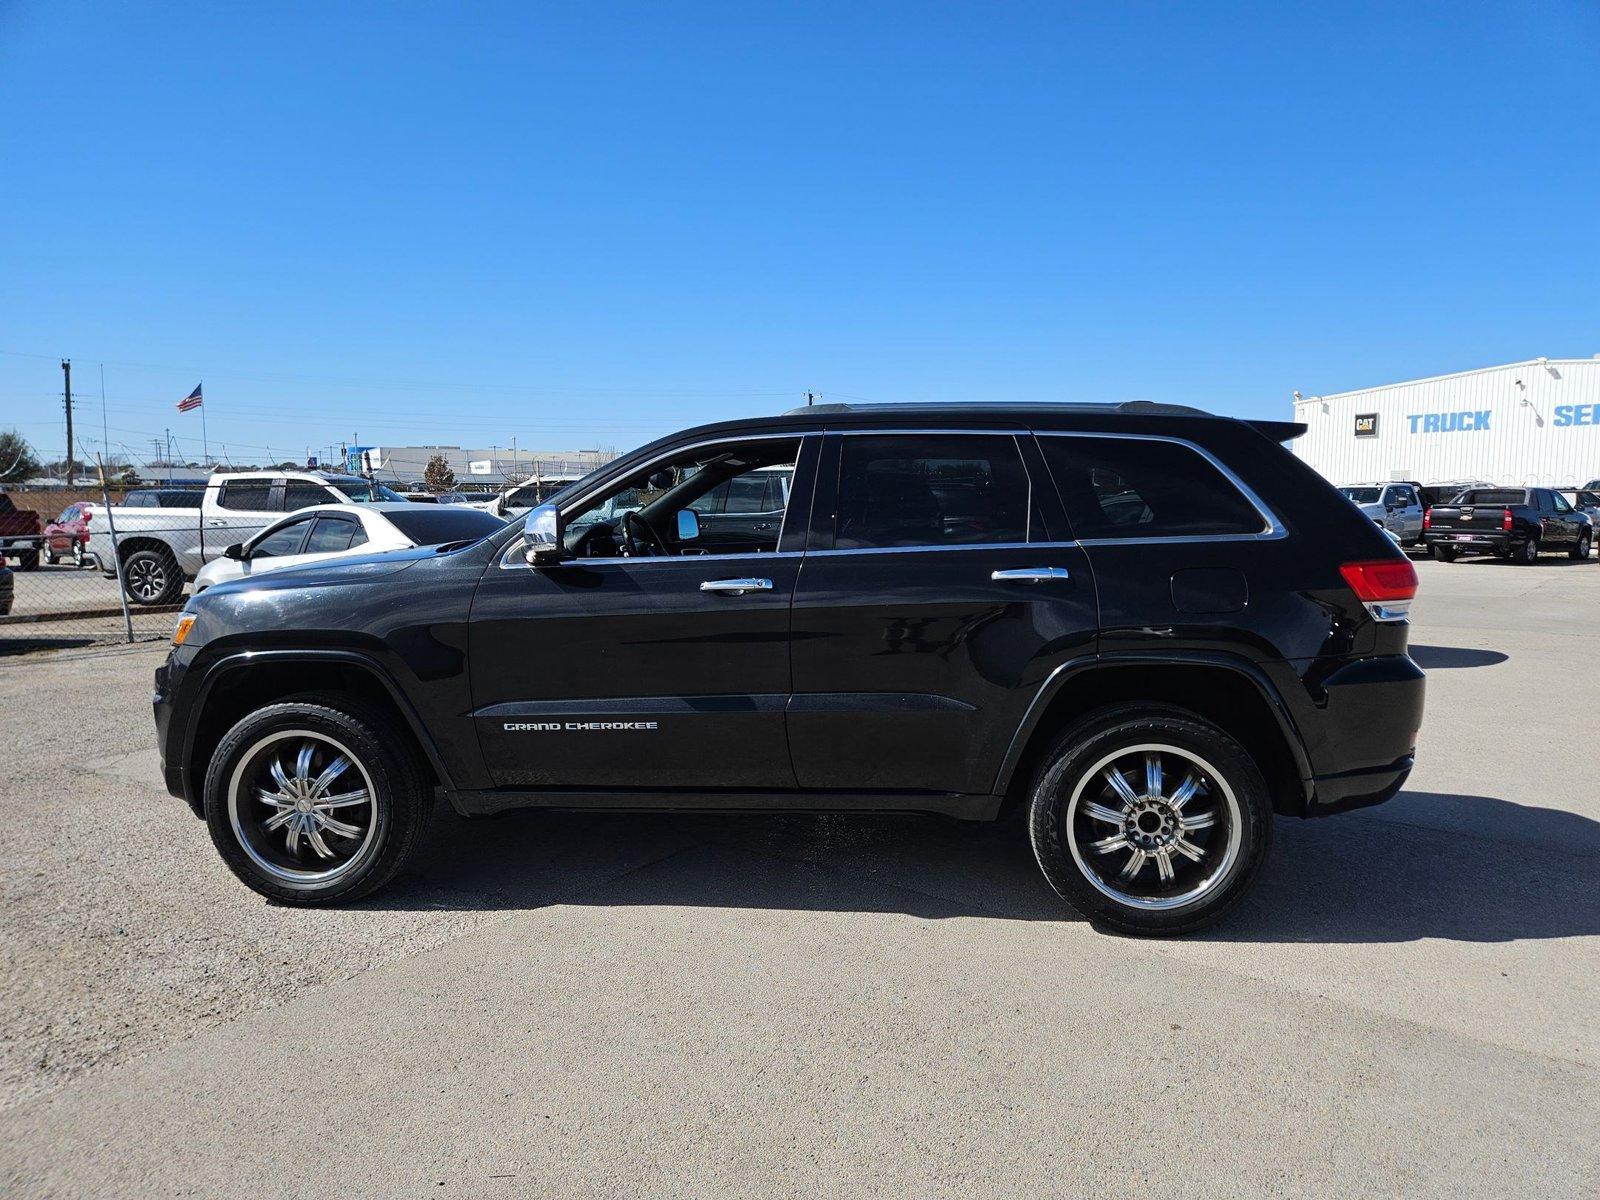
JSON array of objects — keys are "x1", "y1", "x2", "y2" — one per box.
[{"x1": 1309, "y1": 356, "x2": 1600, "y2": 403}]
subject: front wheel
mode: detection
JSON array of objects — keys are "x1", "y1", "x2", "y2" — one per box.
[
  {"x1": 1570, "y1": 531, "x2": 1591, "y2": 561},
  {"x1": 40, "y1": 543, "x2": 56, "y2": 566},
  {"x1": 72, "y1": 540, "x2": 86, "y2": 568},
  {"x1": 1027, "y1": 705, "x2": 1272, "y2": 936},
  {"x1": 203, "y1": 693, "x2": 434, "y2": 905}
]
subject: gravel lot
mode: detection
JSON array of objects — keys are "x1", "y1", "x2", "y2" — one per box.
[{"x1": 2, "y1": 554, "x2": 1597, "y2": 1197}]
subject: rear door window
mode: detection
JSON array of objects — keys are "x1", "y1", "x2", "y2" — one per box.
[
  {"x1": 1039, "y1": 436, "x2": 1266, "y2": 540},
  {"x1": 834, "y1": 434, "x2": 1036, "y2": 549},
  {"x1": 217, "y1": 481, "x2": 274, "y2": 512},
  {"x1": 304, "y1": 516, "x2": 360, "y2": 554}
]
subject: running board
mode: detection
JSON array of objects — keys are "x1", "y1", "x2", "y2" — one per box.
[{"x1": 448, "y1": 787, "x2": 1002, "y2": 821}]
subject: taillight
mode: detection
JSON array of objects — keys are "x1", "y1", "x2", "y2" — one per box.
[
  {"x1": 1339, "y1": 559, "x2": 1418, "y2": 623},
  {"x1": 1502, "y1": 507, "x2": 1513, "y2": 531},
  {"x1": 1422, "y1": 508, "x2": 1431, "y2": 530}
]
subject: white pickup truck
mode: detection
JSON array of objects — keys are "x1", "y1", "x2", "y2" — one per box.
[{"x1": 86, "y1": 470, "x2": 407, "y2": 604}]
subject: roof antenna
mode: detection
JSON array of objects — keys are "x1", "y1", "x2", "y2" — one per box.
[{"x1": 804, "y1": 391, "x2": 817, "y2": 406}]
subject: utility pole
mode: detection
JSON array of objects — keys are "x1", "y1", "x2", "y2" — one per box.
[
  {"x1": 804, "y1": 391, "x2": 817, "y2": 407},
  {"x1": 165, "y1": 428, "x2": 173, "y2": 483},
  {"x1": 61, "y1": 359, "x2": 74, "y2": 480}
]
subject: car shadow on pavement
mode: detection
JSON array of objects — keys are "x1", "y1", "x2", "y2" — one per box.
[
  {"x1": 372, "y1": 789, "x2": 1600, "y2": 945},
  {"x1": 1408, "y1": 644, "x2": 1509, "y2": 669}
]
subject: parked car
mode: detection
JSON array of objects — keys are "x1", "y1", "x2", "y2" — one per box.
[
  {"x1": 193, "y1": 502, "x2": 506, "y2": 592},
  {"x1": 1417, "y1": 481, "x2": 1491, "y2": 509},
  {"x1": 0, "y1": 492, "x2": 44, "y2": 570},
  {"x1": 84, "y1": 471, "x2": 410, "y2": 605},
  {"x1": 474, "y1": 477, "x2": 585, "y2": 518},
  {"x1": 121, "y1": 488, "x2": 205, "y2": 508},
  {"x1": 156, "y1": 400, "x2": 1424, "y2": 935},
  {"x1": 0, "y1": 562, "x2": 13, "y2": 615},
  {"x1": 1337, "y1": 481, "x2": 1425, "y2": 545},
  {"x1": 1424, "y1": 487, "x2": 1593, "y2": 562},
  {"x1": 40, "y1": 502, "x2": 92, "y2": 566},
  {"x1": 1559, "y1": 487, "x2": 1600, "y2": 518}
]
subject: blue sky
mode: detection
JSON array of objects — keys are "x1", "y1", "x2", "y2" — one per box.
[{"x1": 3, "y1": 1, "x2": 1597, "y2": 468}]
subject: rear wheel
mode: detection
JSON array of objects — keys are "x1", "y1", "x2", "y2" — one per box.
[
  {"x1": 1431, "y1": 544, "x2": 1458, "y2": 562},
  {"x1": 1519, "y1": 537, "x2": 1540, "y2": 564},
  {"x1": 1027, "y1": 705, "x2": 1272, "y2": 936},
  {"x1": 203, "y1": 693, "x2": 434, "y2": 905},
  {"x1": 1570, "y1": 530, "x2": 1591, "y2": 561},
  {"x1": 122, "y1": 547, "x2": 183, "y2": 604}
]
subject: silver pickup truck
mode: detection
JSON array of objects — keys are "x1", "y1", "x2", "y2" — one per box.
[{"x1": 87, "y1": 471, "x2": 406, "y2": 604}]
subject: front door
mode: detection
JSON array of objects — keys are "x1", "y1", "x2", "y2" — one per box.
[
  {"x1": 787, "y1": 431, "x2": 1098, "y2": 796},
  {"x1": 468, "y1": 434, "x2": 814, "y2": 790}
]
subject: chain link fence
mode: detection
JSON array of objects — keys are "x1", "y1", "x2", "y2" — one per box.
[{"x1": 2, "y1": 445, "x2": 610, "y2": 652}]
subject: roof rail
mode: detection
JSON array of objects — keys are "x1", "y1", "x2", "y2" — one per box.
[{"x1": 779, "y1": 399, "x2": 1216, "y2": 418}]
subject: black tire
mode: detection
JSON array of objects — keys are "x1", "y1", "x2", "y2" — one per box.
[
  {"x1": 1431, "y1": 544, "x2": 1458, "y2": 562},
  {"x1": 40, "y1": 543, "x2": 56, "y2": 566},
  {"x1": 1569, "y1": 531, "x2": 1591, "y2": 561},
  {"x1": 72, "y1": 540, "x2": 86, "y2": 568},
  {"x1": 1518, "y1": 537, "x2": 1539, "y2": 564},
  {"x1": 1027, "y1": 704, "x2": 1273, "y2": 936},
  {"x1": 17, "y1": 550, "x2": 40, "y2": 571},
  {"x1": 121, "y1": 547, "x2": 183, "y2": 604},
  {"x1": 203, "y1": 692, "x2": 434, "y2": 905}
]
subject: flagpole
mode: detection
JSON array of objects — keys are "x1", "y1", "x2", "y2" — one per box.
[{"x1": 200, "y1": 382, "x2": 209, "y2": 469}]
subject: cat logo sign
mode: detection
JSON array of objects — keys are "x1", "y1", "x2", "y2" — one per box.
[{"x1": 1354, "y1": 413, "x2": 1379, "y2": 437}]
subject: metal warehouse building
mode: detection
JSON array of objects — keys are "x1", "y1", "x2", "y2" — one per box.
[{"x1": 1290, "y1": 356, "x2": 1600, "y2": 488}]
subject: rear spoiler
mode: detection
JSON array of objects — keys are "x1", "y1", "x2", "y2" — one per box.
[{"x1": 1246, "y1": 420, "x2": 1307, "y2": 443}]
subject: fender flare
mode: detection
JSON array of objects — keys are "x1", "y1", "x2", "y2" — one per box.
[
  {"x1": 181, "y1": 648, "x2": 457, "y2": 796},
  {"x1": 990, "y1": 651, "x2": 1313, "y2": 797}
]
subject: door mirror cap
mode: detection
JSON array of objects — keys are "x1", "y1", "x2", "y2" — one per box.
[
  {"x1": 522, "y1": 504, "x2": 570, "y2": 566},
  {"x1": 223, "y1": 542, "x2": 246, "y2": 560},
  {"x1": 676, "y1": 509, "x2": 700, "y2": 541}
]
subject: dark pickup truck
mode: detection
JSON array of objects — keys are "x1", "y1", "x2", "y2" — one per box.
[
  {"x1": 0, "y1": 493, "x2": 45, "y2": 570},
  {"x1": 1424, "y1": 487, "x2": 1593, "y2": 563}
]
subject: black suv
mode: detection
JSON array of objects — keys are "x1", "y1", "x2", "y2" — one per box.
[{"x1": 154, "y1": 402, "x2": 1424, "y2": 934}]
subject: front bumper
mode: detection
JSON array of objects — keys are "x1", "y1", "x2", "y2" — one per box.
[{"x1": 153, "y1": 654, "x2": 192, "y2": 809}]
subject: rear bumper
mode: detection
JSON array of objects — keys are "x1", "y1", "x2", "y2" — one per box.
[
  {"x1": 1308, "y1": 754, "x2": 1413, "y2": 816},
  {"x1": 1424, "y1": 531, "x2": 1516, "y2": 552},
  {"x1": 1302, "y1": 653, "x2": 1425, "y2": 816}
]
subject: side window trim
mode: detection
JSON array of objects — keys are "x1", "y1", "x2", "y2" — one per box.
[{"x1": 1031, "y1": 430, "x2": 1285, "y2": 544}]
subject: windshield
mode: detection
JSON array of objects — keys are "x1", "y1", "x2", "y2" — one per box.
[
  {"x1": 1339, "y1": 487, "x2": 1382, "y2": 503},
  {"x1": 383, "y1": 506, "x2": 506, "y2": 546},
  {"x1": 329, "y1": 479, "x2": 407, "y2": 504},
  {"x1": 1454, "y1": 490, "x2": 1526, "y2": 505}
]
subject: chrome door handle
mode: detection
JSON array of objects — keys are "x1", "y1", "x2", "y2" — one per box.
[
  {"x1": 207, "y1": 519, "x2": 229, "y2": 527},
  {"x1": 700, "y1": 577, "x2": 773, "y2": 595},
  {"x1": 991, "y1": 567, "x2": 1071, "y2": 583}
]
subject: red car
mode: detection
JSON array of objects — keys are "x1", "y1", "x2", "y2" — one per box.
[{"x1": 41, "y1": 502, "x2": 92, "y2": 567}]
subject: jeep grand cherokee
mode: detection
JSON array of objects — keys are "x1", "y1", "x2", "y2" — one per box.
[{"x1": 154, "y1": 401, "x2": 1424, "y2": 934}]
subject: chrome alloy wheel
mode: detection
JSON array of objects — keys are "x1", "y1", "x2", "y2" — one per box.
[
  {"x1": 227, "y1": 730, "x2": 379, "y2": 886},
  {"x1": 1066, "y1": 743, "x2": 1243, "y2": 911}
]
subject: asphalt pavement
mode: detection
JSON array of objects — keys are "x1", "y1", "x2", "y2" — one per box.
[{"x1": 2, "y1": 554, "x2": 1596, "y2": 1197}]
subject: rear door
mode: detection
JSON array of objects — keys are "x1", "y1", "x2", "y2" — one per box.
[
  {"x1": 200, "y1": 479, "x2": 279, "y2": 572},
  {"x1": 787, "y1": 430, "x2": 1096, "y2": 795}
]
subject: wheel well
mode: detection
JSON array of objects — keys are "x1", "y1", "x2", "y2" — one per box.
[
  {"x1": 118, "y1": 537, "x2": 177, "y2": 562},
  {"x1": 187, "y1": 661, "x2": 441, "y2": 807},
  {"x1": 1003, "y1": 664, "x2": 1307, "y2": 816}
]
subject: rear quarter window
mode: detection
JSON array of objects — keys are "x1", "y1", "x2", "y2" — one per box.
[{"x1": 1039, "y1": 436, "x2": 1266, "y2": 540}]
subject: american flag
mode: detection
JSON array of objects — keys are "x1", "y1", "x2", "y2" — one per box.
[{"x1": 176, "y1": 383, "x2": 203, "y2": 412}]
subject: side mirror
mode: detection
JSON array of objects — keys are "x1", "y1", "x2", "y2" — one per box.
[
  {"x1": 676, "y1": 509, "x2": 700, "y2": 541},
  {"x1": 224, "y1": 543, "x2": 246, "y2": 561},
  {"x1": 522, "y1": 504, "x2": 570, "y2": 566}
]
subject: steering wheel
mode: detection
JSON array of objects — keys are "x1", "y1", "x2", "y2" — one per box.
[{"x1": 621, "y1": 510, "x2": 668, "y2": 557}]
